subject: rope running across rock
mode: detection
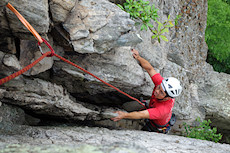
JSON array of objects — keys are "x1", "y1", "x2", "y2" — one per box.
[{"x1": 0, "y1": 3, "x2": 147, "y2": 109}]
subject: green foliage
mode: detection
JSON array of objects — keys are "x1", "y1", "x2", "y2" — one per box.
[
  {"x1": 183, "y1": 118, "x2": 222, "y2": 143},
  {"x1": 117, "y1": 0, "x2": 174, "y2": 43},
  {"x1": 207, "y1": 54, "x2": 230, "y2": 74},
  {"x1": 222, "y1": 0, "x2": 230, "y2": 4},
  {"x1": 117, "y1": 0, "x2": 158, "y2": 30},
  {"x1": 175, "y1": 14, "x2": 182, "y2": 26},
  {"x1": 205, "y1": 0, "x2": 230, "y2": 73},
  {"x1": 151, "y1": 16, "x2": 174, "y2": 43}
]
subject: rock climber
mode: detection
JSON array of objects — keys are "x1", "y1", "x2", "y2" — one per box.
[{"x1": 111, "y1": 49, "x2": 182, "y2": 134}]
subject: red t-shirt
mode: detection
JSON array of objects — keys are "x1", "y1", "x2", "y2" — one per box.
[{"x1": 147, "y1": 73, "x2": 175, "y2": 126}]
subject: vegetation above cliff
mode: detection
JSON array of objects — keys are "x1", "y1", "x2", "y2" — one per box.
[
  {"x1": 117, "y1": 0, "x2": 174, "y2": 43},
  {"x1": 206, "y1": 0, "x2": 230, "y2": 74}
]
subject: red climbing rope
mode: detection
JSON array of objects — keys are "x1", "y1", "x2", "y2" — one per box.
[
  {"x1": 38, "y1": 38, "x2": 55, "y2": 57},
  {"x1": 0, "y1": 51, "x2": 145, "y2": 108},
  {"x1": 53, "y1": 53, "x2": 145, "y2": 107},
  {"x1": 0, "y1": 3, "x2": 146, "y2": 109},
  {"x1": 0, "y1": 52, "x2": 51, "y2": 85}
]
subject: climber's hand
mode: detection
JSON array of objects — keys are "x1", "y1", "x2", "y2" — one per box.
[
  {"x1": 131, "y1": 49, "x2": 140, "y2": 59},
  {"x1": 111, "y1": 111, "x2": 127, "y2": 122}
]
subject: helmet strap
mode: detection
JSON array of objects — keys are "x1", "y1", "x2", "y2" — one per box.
[
  {"x1": 160, "y1": 83, "x2": 173, "y2": 100},
  {"x1": 161, "y1": 83, "x2": 170, "y2": 97}
]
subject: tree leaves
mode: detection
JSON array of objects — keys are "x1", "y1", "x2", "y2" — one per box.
[
  {"x1": 117, "y1": 1, "x2": 175, "y2": 43},
  {"x1": 206, "y1": 0, "x2": 230, "y2": 73},
  {"x1": 160, "y1": 35, "x2": 168, "y2": 42},
  {"x1": 183, "y1": 118, "x2": 223, "y2": 143},
  {"x1": 151, "y1": 35, "x2": 157, "y2": 39},
  {"x1": 160, "y1": 28, "x2": 169, "y2": 34},
  {"x1": 153, "y1": 16, "x2": 172, "y2": 43}
]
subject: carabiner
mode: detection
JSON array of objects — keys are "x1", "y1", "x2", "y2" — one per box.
[
  {"x1": 38, "y1": 43, "x2": 44, "y2": 55},
  {"x1": 37, "y1": 38, "x2": 55, "y2": 57}
]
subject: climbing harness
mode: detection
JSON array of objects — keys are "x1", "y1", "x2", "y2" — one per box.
[
  {"x1": 0, "y1": 3, "x2": 147, "y2": 109},
  {"x1": 138, "y1": 97, "x2": 149, "y2": 111},
  {"x1": 143, "y1": 113, "x2": 176, "y2": 134},
  {"x1": 140, "y1": 97, "x2": 149, "y2": 108}
]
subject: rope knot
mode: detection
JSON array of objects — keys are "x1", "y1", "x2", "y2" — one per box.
[{"x1": 38, "y1": 38, "x2": 55, "y2": 57}]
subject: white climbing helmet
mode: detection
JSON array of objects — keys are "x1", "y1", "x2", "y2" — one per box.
[{"x1": 161, "y1": 77, "x2": 182, "y2": 98}]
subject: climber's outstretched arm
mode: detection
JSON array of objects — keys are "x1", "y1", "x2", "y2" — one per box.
[
  {"x1": 111, "y1": 110, "x2": 149, "y2": 122},
  {"x1": 131, "y1": 49, "x2": 157, "y2": 77}
]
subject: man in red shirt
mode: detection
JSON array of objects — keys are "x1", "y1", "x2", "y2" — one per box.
[{"x1": 111, "y1": 49, "x2": 182, "y2": 133}]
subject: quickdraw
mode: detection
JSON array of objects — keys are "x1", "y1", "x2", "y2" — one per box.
[{"x1": 0, "y1": 3, "x2": 147, "y2": 110}]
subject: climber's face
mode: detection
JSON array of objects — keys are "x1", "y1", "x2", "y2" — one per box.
[{"x1": 154, "y1": 85, "x2": 167, "y2": 99}]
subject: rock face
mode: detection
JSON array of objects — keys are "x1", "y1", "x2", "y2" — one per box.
[
  {"x1": 63, "y1": 0, "x2": 142, "y2": 53},
  {"x1": 0, "y1": 124, "x2": 230, "y2": 153},
  {"x1": 52, "y1": 47, "x2": 153, "y2": 104},
  {"x1": 0, "y1": 0, "x2": 230, "y2": 148},
  {"x1": 0, "y1": 105, "x2": 230, "y2": 153},
  {"x1": 49, "y1": 0, "x2": 76, "y2": 23},
  {"x1": 0, "y1": 0, "x2": 49, "y2": 38},
  {"x1": 1, "y1": 78, "x2": 98, "y2": 121}
]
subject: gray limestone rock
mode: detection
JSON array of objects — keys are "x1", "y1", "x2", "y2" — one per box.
[
  {"x1": 0, "y1": 125, "x2": 230, "y2": 153},
  {"x1": 0, "y1": 37, "x2": 16, "y2": 54},
  {"x1": 0, "y1": 51, "x2": 22, "y2": 79},
  {"x1": 52, "y1": 46, "x2": 153, "y2": 104},
  {"x1": 3, "y1": 54, "x2": 21, "y2": 70},
  {"x1": 63, "y1": 0, "x2": 141, "y2": 54},
  {"x1": 197, "y1": 71, "x2": 230, "y2": 131},
  {"x1": 1, "y1": 78, "x2": 98, "y2": 121},
  {"x1": 49, "y1": 0, "x2": 76, "y2": 23},
  {"x1": 0, "y1": 0, "x2": 230, "y2": 147},
  {"x1": 19, "y1": 39, "x2": 54, "y2": 76},
  {"x1": 1, "y1": 0, "x2": 49, "y2": 38}
]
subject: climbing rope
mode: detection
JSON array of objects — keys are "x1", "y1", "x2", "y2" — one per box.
[
  {"x1": 0, "y1": 52, "x2": 50, "y2": 85},
  {"x1": 53, "y1": 53, "x2": 145, "y2": 106},
  {"x1": 0, "y1": 3, "x2": 146, "y2": 109}
]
